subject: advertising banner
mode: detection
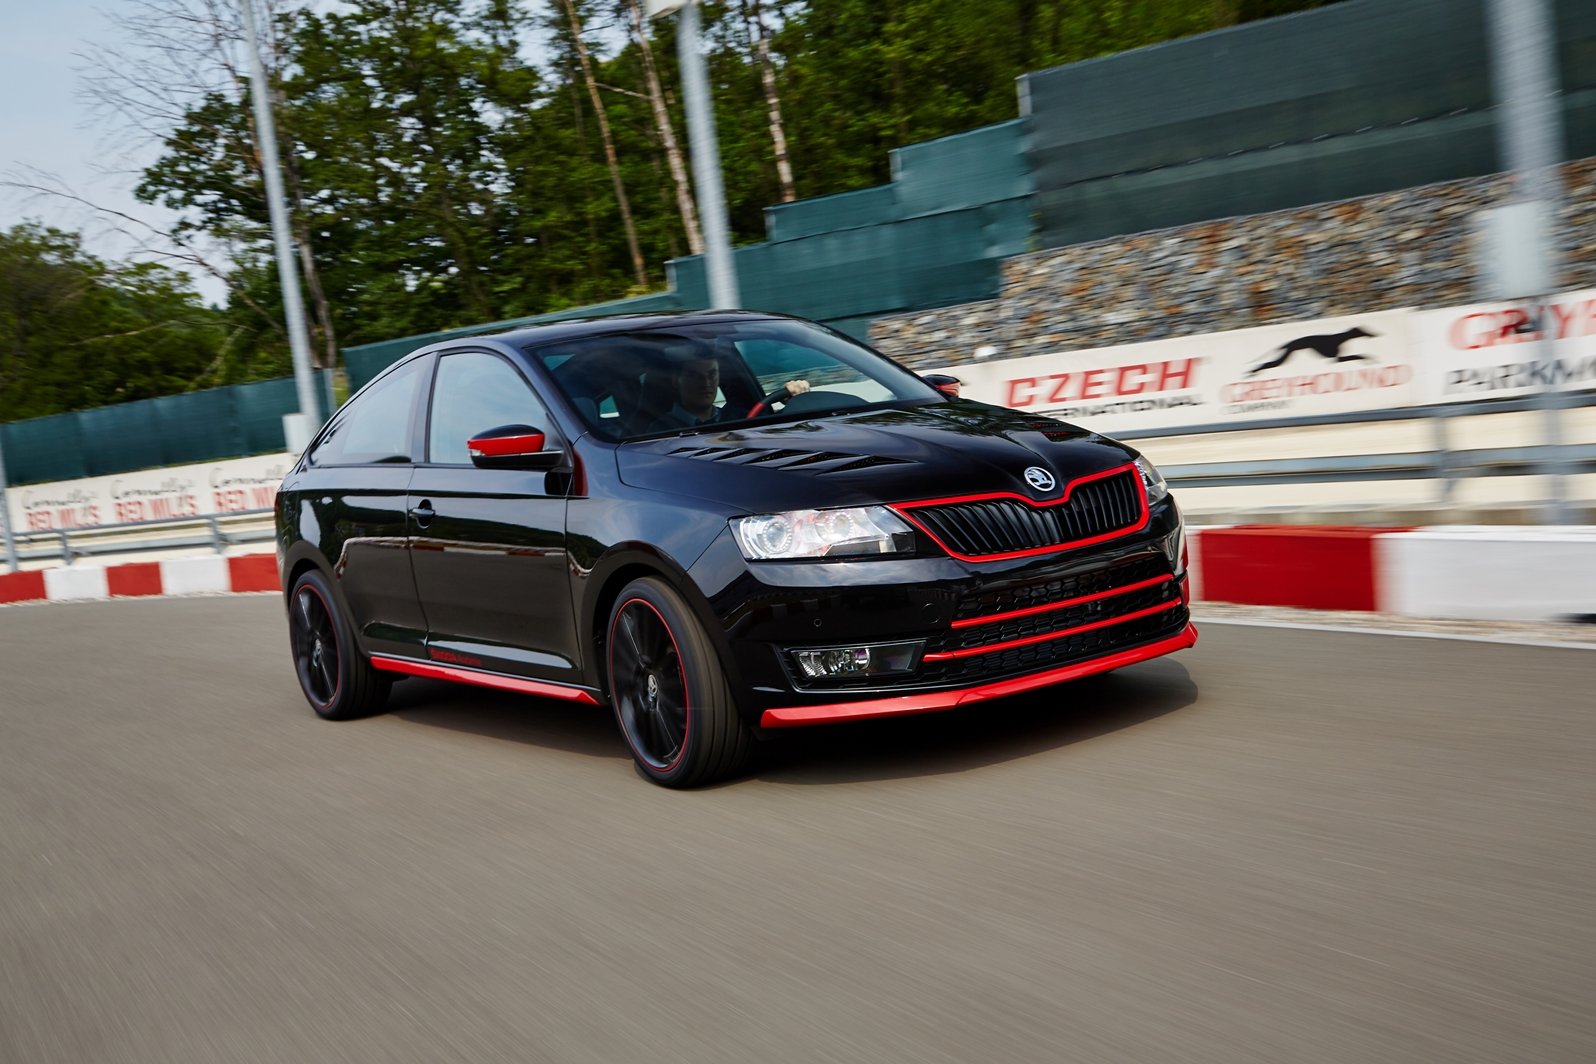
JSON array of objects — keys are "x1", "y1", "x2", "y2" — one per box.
[
  {"x1": 942, "y1": 311, "x2": 1416, "y2": 435},
  {"x1": 1410, "y1": 288, "x2": 1596, "y2": 405},
  {"x1": 6, "y1": 453, "x2": 294, "y2": 536}
]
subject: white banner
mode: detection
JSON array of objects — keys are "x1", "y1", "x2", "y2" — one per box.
[
  {"x1": 943, "y1": 311, "x2": 1416, "y2": 434},
  {"x1": 7, "y1": 453, "x2": 294, "y2": 535},
  {"x1": 1410, "y1": 288, "x2": 1596, "y2": 404}
]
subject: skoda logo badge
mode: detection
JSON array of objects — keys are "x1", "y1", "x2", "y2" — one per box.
[{"x1": 1023, "y1": 466, "x2": 1057, "y2": 493}]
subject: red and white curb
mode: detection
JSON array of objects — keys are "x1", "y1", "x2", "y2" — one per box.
[
  {"x1": 0, "y1": 554, "x2": 280, "y2": 605},
  {"x1": 1188, "y1": 525, "x2": 1596, "y2": 623},
  {"x1": 3, "y1": 527, "x2": 1593, "y2": 623}
]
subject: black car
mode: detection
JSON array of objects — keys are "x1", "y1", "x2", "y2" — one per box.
[{"x1": 276, "y1": 311, "x2": 1195, "y2": 786}]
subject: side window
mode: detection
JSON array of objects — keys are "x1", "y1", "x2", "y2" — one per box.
[
  {"x1": 428, "y1": 351, "x2": 551, "y2": 465},
  {"x1": 310, "y1": 357, "x2": 425, "y2": 465}
]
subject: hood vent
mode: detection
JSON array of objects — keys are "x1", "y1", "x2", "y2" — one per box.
[{"x1": 667, "y1": 444, "x2": 910, "y2": 475}]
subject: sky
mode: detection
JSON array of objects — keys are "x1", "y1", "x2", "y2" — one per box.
[{"x1": 2, "y1": 0, "x2": 227, "y2": 303}]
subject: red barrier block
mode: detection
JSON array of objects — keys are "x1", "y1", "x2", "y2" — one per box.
[
  {"x1": 0, "y1": 570, "x2": 47, "y2": 604},
  {"x1": 107, "y1": 562, "x2": 163, "y2": 597},
  {"x1": 228, "y1": 554, "x2": 281, "y2": 593},
  {"x1": 1195, "y1": 526, "x2": 1400, "y2": 612}
]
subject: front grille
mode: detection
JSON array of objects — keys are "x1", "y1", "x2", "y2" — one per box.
[
  {"x1": 898, "y1": 467, "x2": 1144, "y2": 558},
  {"x1": 917, "y1": 550, "x2": 1184, "y2": 686},
  {"x1": 918, "y1": 607, "x2": 1188, "y2": 687},
  {"x1": 931, "y1": 579, "x2": 1178, "y2": 657},
  {"x1": 952, "y1": 554, "x2": 1168, "y2": 623}
]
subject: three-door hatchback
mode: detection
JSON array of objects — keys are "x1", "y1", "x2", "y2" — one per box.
[{"x1": 277, "y1": 311, "x2": 1195, "y2": 786}]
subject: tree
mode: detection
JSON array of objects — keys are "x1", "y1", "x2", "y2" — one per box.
[
  {"x1": 625, "y1": 0, "x2": 703, "y2": 253},
  {"x1": 557, "y1": 0, "x2": 650, "y2": 287},
  {"x1": 115, "y1": 0, "x2": 1345, "y2": 373},
  {"x1": 0, "y1": 225, "x2": 226, "y2": 421},
  {"x1": 82, "y1": 0, "x2": 342, "y2": 369}
]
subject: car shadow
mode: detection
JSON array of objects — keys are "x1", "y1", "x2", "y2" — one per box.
[
  {"x1": 745, "y1": 659, "x2": 1199, "y2": 786},
  {"x1": 382, "y1": 658, "x2": 1198, "y2": 784},
  {"x1": 385, "y1": 678, "x2": 626, "y2": 761}
]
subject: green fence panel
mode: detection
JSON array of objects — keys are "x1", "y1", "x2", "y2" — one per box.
[
  {"x1": 143, "y1": 390, "x2": 233, "y2": 465},
  {"x1": 1560, "y1": 0, "x2": 1596, "y2": 94},
  {"x1": 1026, "y1": 0, "x2": 1491, "y2": 182},
  {"x1": 736, "y1": 228, "x2": 908, "y2": 320},
  {"x1": 765, "y1": 185, "x2": 899, "y2": 242},
  {"x1": 74, "y1": 402, "x2": 165, "y2": 478},
  {"x1": 2, "y1": 415, "x2": 87, "y2": 485},
  {"x1": 1045, "y1": 110, "x2": 1501, "y2": 246},
  {"x1": 234, "y1": 377, "x2": 305, "y2": 455},
  {"x1": 893, "y1": 121, "x2": 1032, "y2": 219},
  {"x1": 0, "y1": 375, "x2": 322, "y2": 486},
  {"x1": 1025, "y1": 0, "x2": 1596, "y2": 250},
  {"x1": 982, "y1": 197, "x2": 1034, "y2": 261},
  {"x1": 894, "y1": 209, "x2": 1002, "y2": 310}
]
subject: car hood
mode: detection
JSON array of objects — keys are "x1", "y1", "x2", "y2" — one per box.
[{"x1": 614, "y1": 401, "x2": 1139, "y2": 513}]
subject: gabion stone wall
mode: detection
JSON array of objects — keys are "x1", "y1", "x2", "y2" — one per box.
[{"x1": 870, "y1": 158, "x2": 1596, "y2": 370}]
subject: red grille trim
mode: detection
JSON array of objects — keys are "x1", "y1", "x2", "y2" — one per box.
[
  {"x1": 924, "y1": 600, "x2": 1183, "y2": 662},
  {"x1": 889, "y1": 462, "x2": 1149, "y2": 562},
  {"x1": 951, "y1": 573, "x2": 1175, "y2": 630}
]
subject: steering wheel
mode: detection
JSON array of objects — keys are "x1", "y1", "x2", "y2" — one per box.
[{"x1": 745, "y1": 386, "x2": 793, "y2": 419}]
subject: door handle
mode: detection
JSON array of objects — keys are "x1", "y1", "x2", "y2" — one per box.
[{"x1": 409, "y1": 500, "x2": 435, "y2": 528}]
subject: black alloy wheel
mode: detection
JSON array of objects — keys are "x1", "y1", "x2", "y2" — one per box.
[
  {"x1": 607, "y1": 576, "x2": 752, "y2": 787},
  {"x1": 288, "y1": 569, "x2": 391, "y2": 721}
]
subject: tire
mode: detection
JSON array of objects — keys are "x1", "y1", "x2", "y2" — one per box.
[
  {"x1": 288, "y1": 569, "x2": 391, "y2": 721},
  {"x1": 606, "y1": 576, "x2": 752, "y2": 788}
]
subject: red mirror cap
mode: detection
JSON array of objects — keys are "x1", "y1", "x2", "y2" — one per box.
[
  {"x1": 933, "y1": 381, "x2": 961, "y2": 398},
  {"x1": 467, "y1": 431, "x2": 546, "y2": 458}
]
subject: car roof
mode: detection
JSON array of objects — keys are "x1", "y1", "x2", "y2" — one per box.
[{"x1": 474, "y1": 309, "x2": 802, "y2": 350}]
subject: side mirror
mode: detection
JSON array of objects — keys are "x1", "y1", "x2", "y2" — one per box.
[
  {"x1": 467, "y1": 424, "x2": 562, "y2": 470},
  {"x1": 922, "y1": 373, "x2": 962, "y2": 398}
]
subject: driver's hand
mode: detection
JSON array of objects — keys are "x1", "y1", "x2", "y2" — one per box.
[{"x1": 785, "y1": 379, "x2": 811, "y2": 396}]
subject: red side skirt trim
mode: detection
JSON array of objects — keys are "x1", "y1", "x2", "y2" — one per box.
[
  {"x1": 759, "y1": 623, "x2": 1197, "y2": 729},
  {"x1": 371, "y1": 655, "x2": 601, "y2": 704}
]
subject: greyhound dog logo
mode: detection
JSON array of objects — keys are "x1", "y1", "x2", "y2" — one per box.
[{"x1": 1247, "y1": 327, "x2": 1378, "y2": 376}]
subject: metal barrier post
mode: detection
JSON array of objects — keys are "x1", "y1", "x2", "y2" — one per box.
[
  {"x1": 58, "y1": 530, "x2": 73, "y2": 566},
  {"x1": 0, "y1": 431, "x2": 17, "y2": 572},
  {"x1": 208, "y1": 515, "x2": 225, "y2": 554},
  {"x1": 1430, "y1": 406, "x2": 1456, "y2": 507}
]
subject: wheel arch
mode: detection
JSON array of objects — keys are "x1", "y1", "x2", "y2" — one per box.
[{"x1": 581, "y1": 545, "x2": 737, "y2": 698}]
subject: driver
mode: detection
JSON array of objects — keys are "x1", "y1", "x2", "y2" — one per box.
[{"x1": 645, "y1": 355, "x2": 809, "y2": 432}]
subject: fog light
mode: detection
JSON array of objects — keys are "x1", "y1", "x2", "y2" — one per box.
[{"x1": 790, "y1": 640, "x2": 923, "y2": 681}]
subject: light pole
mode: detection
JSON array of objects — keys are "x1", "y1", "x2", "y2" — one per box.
[
  {"x1": 645, "y1": 0, "x2": 740, "y2": 308},
  {"x1": 1484, "y1": 0, "x2": 1572, "y2": 524},
  {"x1": 240, "y1": 0, "x2": 322, "y2": 448}
]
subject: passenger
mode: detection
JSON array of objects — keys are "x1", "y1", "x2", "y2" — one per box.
[{"x1": 645, "y1": 356, "x2": 810, "y2": 432}]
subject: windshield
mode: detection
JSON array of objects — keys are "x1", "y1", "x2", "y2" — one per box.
[{"x1": 528, "y1": 318, "x2": 942, "y2": 443}]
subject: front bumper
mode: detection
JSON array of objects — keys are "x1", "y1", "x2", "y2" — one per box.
[
  {"x1": 760, "y1": 623, "x2": 1196, "y2": 727},
  {"x1": 691, "y1": 497, "x2": 1193, "y2": 728}
]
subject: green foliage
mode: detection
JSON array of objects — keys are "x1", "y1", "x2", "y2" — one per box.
[{"x1": 0, "y1": 224, "x2": 226, "y2": 421}]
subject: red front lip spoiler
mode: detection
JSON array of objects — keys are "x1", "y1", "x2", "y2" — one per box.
[{"x1": 759, "y1": 623, "x2": 1197, "y2": 729}]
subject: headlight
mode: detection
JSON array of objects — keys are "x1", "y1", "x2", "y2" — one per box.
[
  {"x1": 730, "y1": 505, "x2": 914, "y2": 560},
  {"x1": 1135, "y1": 456, "x2": 1169, "y2": 503}
]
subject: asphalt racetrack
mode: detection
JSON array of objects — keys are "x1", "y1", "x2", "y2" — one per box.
[{"x1": 3, "y1": 595, "x2": 1593, "y2": 1063}]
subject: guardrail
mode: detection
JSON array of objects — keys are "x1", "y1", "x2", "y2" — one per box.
[
  {"x1": 7, "y1": 509, "x2": 276, "y2": 566},
  {"x1": 1119, "y1": 391, "x2": 1596, "y2": 504},
  {"x1": 4, "y1": 390, "x2": 1594, "y2": 570}
]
